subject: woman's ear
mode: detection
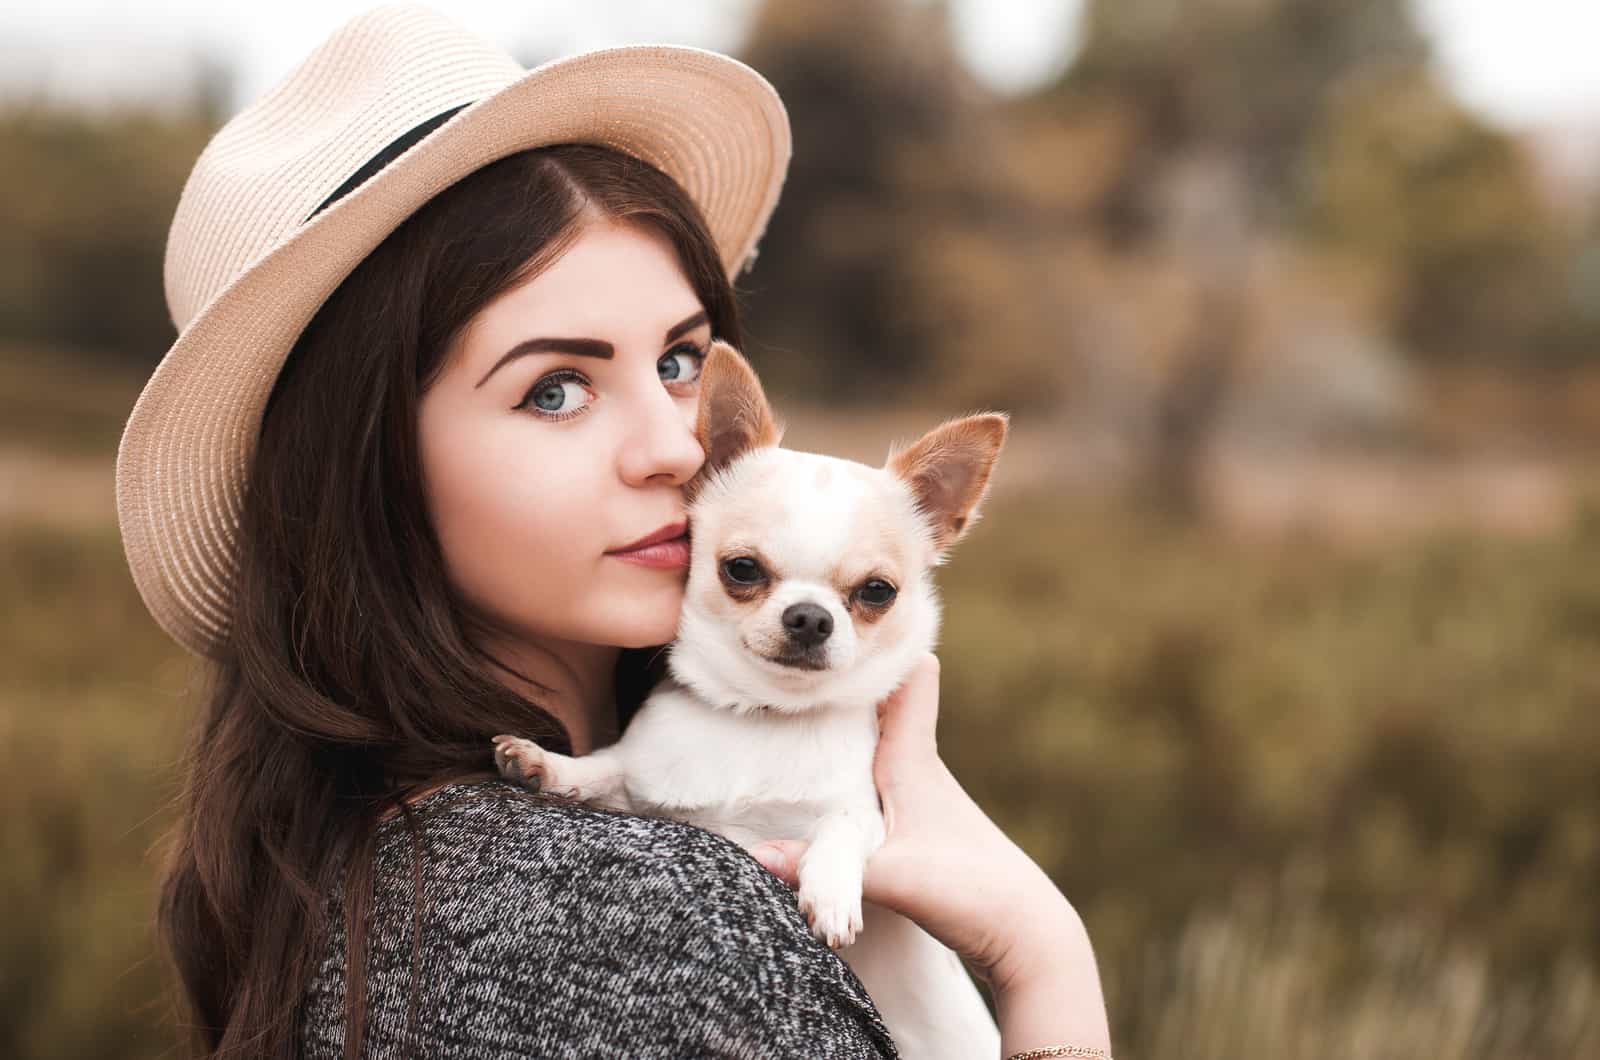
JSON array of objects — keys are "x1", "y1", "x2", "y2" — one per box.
[{"x1": 692, "y1": 339, "x2": 782, "y2": 483}]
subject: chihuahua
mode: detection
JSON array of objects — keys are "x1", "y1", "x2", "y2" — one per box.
[{"x1": 493, "y1": 340, "x2": 1006, "y2": 1058}]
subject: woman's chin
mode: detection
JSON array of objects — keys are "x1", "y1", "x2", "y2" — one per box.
[
  {"x1": 609, "y1": 602, "x2": 684, "y2": 649},
  {"x1": 587, "y1": 571, "x2": 684, "y2": 648}
]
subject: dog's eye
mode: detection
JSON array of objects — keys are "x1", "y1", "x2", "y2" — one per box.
[
  {"x1": 722, "y1": 557, "x2": 766, "y2": 584},
  {"x1": 856, "y1": 579, "x2": 897, "y2": 606}
]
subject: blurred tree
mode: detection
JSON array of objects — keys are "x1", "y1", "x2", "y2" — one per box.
[
  {"x1": 1049, "y1": 0, "x2": 1572, "y2": 369},
  {"x1": 737, "y1": 0, "x2": 973, "y2": 400},
  {"x1": 1023, "y1": 0, "x2": 1583, "y2": 516},
  {"x1": 1057, "y1": 0, "x2": 1428, "y2": 240},
  {"x1": 0, "y1": 103, "x2": 215, "y2": 366},
  {"x1": 1525, "y1": 175, "x2": 1600, "y2": 368},
  {"x1": 737, "y1": 0, "x2": 1070, "y2": 410},
  {"x1": 1295, "y1": 65, "x2": 1570, "y2": 365}
]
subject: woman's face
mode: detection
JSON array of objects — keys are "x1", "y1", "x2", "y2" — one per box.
[{"x1": 418, "y1": 219, "x2": 709, "y2": 653}]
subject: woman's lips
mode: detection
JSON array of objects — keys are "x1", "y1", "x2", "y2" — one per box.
[{"x1": 607, "y1": 534, "x2": 690, "y2": 570}]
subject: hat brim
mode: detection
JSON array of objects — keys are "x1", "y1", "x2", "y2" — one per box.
[{"x1": 115, "y1": 44, "x2": 790, "y2": 657}]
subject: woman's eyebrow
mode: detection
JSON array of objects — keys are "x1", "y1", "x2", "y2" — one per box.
[{"x1": 474, "y1": 309, "x2": 709, "y2": 389}]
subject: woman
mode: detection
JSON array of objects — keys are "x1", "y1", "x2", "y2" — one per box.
[{"x1": 116, "y1": 7, "x2": 1111, "y2": 1058}]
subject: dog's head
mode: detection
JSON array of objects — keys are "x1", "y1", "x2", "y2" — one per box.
[{"x1": 669, "y1": 340, "x2": 1007, "y2": 714}]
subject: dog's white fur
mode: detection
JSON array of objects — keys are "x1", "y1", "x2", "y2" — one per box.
[{"x1": 494, "y1": 341, "x2": 1005, "y2": 1058}]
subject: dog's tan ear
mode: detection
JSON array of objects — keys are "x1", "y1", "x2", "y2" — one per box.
[
  {"x1": 690, "y1": 340, "x2": 782, "y2": 493},
  {"x1": 886, "y1": 413, "x2": 1008, "y2": 559}
]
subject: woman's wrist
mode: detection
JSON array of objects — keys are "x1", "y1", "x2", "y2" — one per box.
[
  {"x1": 980, "y1": 851, "x2": 1079, "y2": 986},
  {"x1": 990, "y1": 889, "x2": 1112, "y2": 1057}
]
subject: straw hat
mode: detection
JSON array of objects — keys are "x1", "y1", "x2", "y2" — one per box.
[{"x1": 115, "y1": 4, "x2": 791, "y2": 659}]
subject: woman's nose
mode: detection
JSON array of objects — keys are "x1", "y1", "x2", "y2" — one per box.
[{"x1": 618, "y1": 377, "x2": 705, "y2": 487}]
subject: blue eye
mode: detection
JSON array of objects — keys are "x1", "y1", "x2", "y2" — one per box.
[
  {"x1": 516, "y1": 370, "x2": 593, "y2": 421},
  {"x1": 659, "y1": 342, "x2": 707, "y2": 384}
]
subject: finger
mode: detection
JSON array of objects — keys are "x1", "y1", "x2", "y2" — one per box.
[
  {"x1": 876, "y1": 652, "x2": 941, "y2": 764},
  {"x1": 747, "y1": 840, "x2": 805, "y2": 890}
]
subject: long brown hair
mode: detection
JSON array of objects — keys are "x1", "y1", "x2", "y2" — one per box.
[{"x1": 155, "y1": 143, "x2": 746, "y2": 1058}]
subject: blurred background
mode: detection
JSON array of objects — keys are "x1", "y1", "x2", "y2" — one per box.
[{"x1": 4, "y1": 0, "x2": 1599, "y2": 1056}]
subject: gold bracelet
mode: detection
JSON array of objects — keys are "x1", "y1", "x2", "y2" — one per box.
[{"x1": 1005, "y1": 1047, "x2": 1113, "y2": 1060}]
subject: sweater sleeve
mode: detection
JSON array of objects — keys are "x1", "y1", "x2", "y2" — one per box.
[{"x1": 298, "y1": 780, "x2": 898, "y2": 1060}]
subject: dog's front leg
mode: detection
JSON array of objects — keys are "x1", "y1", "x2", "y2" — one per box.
[
  {"x1": 491, "y1": 735, "x2": 633, "y2": 813},
  {"x1": 797, "y1": 803, "x2": 886, "y2": 950}
]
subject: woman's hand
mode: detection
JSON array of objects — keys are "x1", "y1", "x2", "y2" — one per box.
[{"x1": 749, "y1": 652, "x2": 1076, "y2": 992}]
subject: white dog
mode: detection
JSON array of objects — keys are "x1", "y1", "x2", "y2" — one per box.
[{"x1": 494, "y1": 340, "x2": 1006, "y2": 1058}]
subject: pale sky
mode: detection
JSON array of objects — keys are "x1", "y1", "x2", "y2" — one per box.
[{"x1": 0, "y1": 0, "x2": 1597, "y2": 131}]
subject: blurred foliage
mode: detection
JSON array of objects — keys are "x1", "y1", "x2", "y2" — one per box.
[
  {"x1": 1060, "y1": 0, "x2": 1427, "y2": 233},
  {"x1": 1533, "y1": 179, "x2": 1600, "y2": 367},
  {"x1": 938, "y1": 491, "x2": 1600, "y2": 960},
  {"x1": 0, "y1": 516, "x2": 190, "y2": 1058},
  {"x1": 0, "y1": 104, "x2": 215, "y2": 367},
  {"x1": 737, "y1": 0, "x2": 1068, "y2": 410},
  {"x1": 1295, "y1": 64, "x2": 1573, "y2": 364},
  {"x1": 1046, "y1": 0, "x2": 1593, "y2": 371},
  {"x1": 0, "y1": 343, "x2": 154, "y2": 455},
  {"x1": 934, "y1": 490, "x2": 1600, "y2": 1056},
  {"x1": 728, "y1": 0, "x2": 1600, "y2": 520}
]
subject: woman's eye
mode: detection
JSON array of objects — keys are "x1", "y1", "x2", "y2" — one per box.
[
  {"x1": 517, "y1": 372, "x2": 592, "y2": 419},
  {"x1": 658, "y1": 343, "x2": 706, "y2": 385}
]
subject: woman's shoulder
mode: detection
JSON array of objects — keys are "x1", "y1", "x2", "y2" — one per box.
[
  {"x1": 376, "y1": 776, "x2": 757, "y2": 882},
  {"x1": 301, "y1": 778, "x2": 898, "y2": 1057},
  {"x1": 368, "y1": 777, "x2": 801, "y2": 921},
  {"x1": 366, "y1": 777, "x2": 855, "y2": 984}
]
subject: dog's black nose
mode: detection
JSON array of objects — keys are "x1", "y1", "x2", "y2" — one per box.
[{"x1": 781, "y1": 602, "x2": 834, "y2": 646}]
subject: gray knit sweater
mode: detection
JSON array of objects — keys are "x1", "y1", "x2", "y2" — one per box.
[{"x1": 296, "y1": 779, "x2": 899, "y2": 1058}]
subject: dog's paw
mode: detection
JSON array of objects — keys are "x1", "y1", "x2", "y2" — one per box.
[
  {"x1": 491, "y1": 734, "x2": 550, "y2": 791},
  {"x1": 798, "y1": 876, "x2": 865, "y2": 950}
]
